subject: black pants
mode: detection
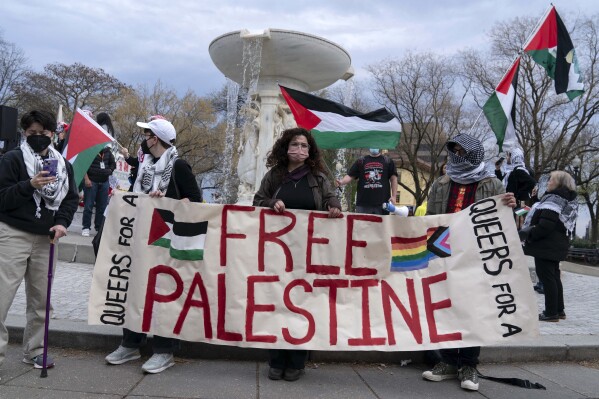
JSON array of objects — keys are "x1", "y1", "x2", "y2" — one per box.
[
  {"x1": 269, "y1": 349, "x2": 307, "y2": 370},
  {"x1": 121, "y1": 328, "x2": 179, "y2": 354},
  {"x1": 440, "y1": 346, "x2": 480, "y2": 368},
  {"x1": 534, "y1": 257, "x2": 564, "y2": 316}
]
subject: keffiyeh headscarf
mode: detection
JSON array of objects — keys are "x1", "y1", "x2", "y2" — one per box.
[
  {"x1": 503, "y1": 147, "x2": 530, "y2": 186},
  {"x1": 445, "y1": 134, "x2": 496, "y2": 184},
  {"x1": 20, "y1": 141, "x2": 70, "y2": 218},
  {"x1": 133, "y1": 146, "x2": 178, "y2": 194}
]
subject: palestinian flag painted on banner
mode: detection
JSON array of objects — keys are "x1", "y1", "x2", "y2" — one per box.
[
  {"x1": 148, "y1": 209, "x2": 207, "y2": 261},
  {"x1": 483, "y1": 57, "x2": 520, "y2": 152},
  {"x1": 63, "y1": 108, "x2": 114, "y2": 186},
  {"x1": 523, "y1": 6, "x2": 584, "y2": 100},
  {"x1": 390, "y1": 226, "x2": 451, "y2": 272},
  {"x1": 280, "y1": 85, "x2": 401, "y2": 149}
]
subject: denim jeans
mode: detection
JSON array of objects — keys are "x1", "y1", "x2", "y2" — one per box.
[{"x1": 82, "y1": 181, "x2": 109, "y2": 230}]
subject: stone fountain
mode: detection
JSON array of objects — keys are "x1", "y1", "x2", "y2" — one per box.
[{"x1": 209, "y1": 28, "x2": 354, "y2": 203}]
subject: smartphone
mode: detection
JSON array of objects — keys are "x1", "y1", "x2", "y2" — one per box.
[{"x1": 42, "y1": 159, "x2": 58, "y2": 177}]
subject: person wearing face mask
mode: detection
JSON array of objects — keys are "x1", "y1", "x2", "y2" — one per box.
[
  {"x1": 253, "y1": 127, "x2": 341, "y2": 382},
  {"x1": 422, "y1": 133, "x2": 516, "y2": 391},
  {"x1": 105, "y1": 117, "x2": 202, "y2": 375},
  {"x1": 0, "y1": 110, "x2": 78, "y2": 372},
  {"x1": 336, "y1": 148, "x2": 398, "y2": 215},
  {"x1": 80, "y1": 113, "x2": 117, "y2": 237},
  {"x1": 119, "y1": 116, "x2": 167, "y2": 191}
]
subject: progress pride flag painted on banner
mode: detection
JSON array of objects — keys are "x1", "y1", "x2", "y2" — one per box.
[{"x1": 88, "y1": 193, "x2": 539, "y2": 351}]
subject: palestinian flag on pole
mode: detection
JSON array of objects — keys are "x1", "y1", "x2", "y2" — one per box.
[
  {"x1": 523, "y1": 6, "x2": 584, "y2": 100},
  {"x1": 280, "y1": 85, "x2": 401, "y2": 149},
  {"x1": 483, "y1": 57, "x2": 520, "y2": 152},
  {"x1": 148, "y1": 209, "x2": 207, "y2": 261},
  {"x1": 63, "y1": 108, "x2": 114, "y2": 186}
]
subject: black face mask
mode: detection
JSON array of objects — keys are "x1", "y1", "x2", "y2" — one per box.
[
  {"x1": 27, "y1": 135, "x2": 52, "y2": 153},
  {"x1": 141, "y1": 138, "x2": 152, "y2": 154}
]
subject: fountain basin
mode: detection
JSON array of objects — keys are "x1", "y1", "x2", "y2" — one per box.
[{"x1": 209, "y1": 29, "x2": 353, "y2": 92}]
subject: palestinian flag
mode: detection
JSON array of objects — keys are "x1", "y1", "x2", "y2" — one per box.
[
  {"x1": 483, "y1": 57, "x2": 520, "y2": 152},
  {"x1": 280, "y1": 85, "x2": 401, "y2": 149},
  {"x1": 148, "y1": 209, "x2": 207, "y2": 261},
  {"x1": 514, "y1": 206, "x2": 531, "y2": 217},
  {"x1": 390, "y1": 226, "x2": 451, "y2": 272},
  {"x1": 523, "y1": 6, "x2": 584, "y2": 100},
  {"x1": 63, "y1": 108, "x2": 114, "y2": 186}
]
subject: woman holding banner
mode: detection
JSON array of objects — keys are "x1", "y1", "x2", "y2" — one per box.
[
  {"x1": 253, "y1": 127, "x2": 341, "y2": 382},
  {"x1": 104, "y1": 117, "x2": 202, "y2": 374}
]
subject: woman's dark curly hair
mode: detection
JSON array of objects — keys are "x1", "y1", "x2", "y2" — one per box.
[{"x1": 265, "y1": 127, "x2": 327, "y2": 176}]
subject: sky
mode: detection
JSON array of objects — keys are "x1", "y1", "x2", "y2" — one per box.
[
  {"x1": 3, "y1": 0, "x2": 598, "y2": 233},
  {"x1": 2, "y1": 0, "x2": 598, "y2": 96}
]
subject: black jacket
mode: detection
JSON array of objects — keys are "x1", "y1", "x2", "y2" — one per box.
[
  {"x1": 163, "y1": 159, "x2": 203, "y2": 202},
  {"x1": 506, "y1": 167, "x2": 536, "y2": 203},
  {"x1": 495, "y1": 167, "x2": 536, "y2": 203},
  {"x1": 523, "y1": 188, "x2": 576, "y2": 261},
  {"x1": 86, "y1": 147, "x2": 117, "y2": 183},
  {"x1": 0, "y1": 148, "x2": 79, "y2": 235}
]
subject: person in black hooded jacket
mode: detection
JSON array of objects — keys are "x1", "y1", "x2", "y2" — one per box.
[{"x1": 520, "y1": 171, "x2": 578, "y2": 322}]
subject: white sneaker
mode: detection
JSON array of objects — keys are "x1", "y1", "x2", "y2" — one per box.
[
  {"x1": 142, "y1": 353, "x2": 175, "y2": 374},
  {"x1": 82, "y1": 229, "x2": 90, "y2": 237},
  {"x1": 105, "y1": 346, "x2": 141, "y2": 365}
]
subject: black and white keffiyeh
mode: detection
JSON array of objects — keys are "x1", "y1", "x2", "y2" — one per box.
[
  {"x1": 502, "y1": 147, "x2": 529, "y2": 186},
  {"x1": 21, "y1": 141, "x2": 70, "y2": 218},
  {"x1": 133, "y1": 146, "x2": 178, "y2": 194},
  {"x1": 445, "y1": 134, "x2": 496, "y2": 184},
  {"x1": 522, "y1": 192, "x2": 578, "y2": 234}
]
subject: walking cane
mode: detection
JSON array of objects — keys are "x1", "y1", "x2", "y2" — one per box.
[{"x1": 40, "y1": 230, "x2": 56, "y2": 378}]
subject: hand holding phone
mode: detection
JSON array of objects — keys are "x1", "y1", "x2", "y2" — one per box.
[{"x1": 42, "y1": 159, "x2": 58, "y2": 177}]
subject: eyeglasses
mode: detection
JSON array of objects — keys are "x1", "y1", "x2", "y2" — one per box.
[
  {"x1": 25, "y1": 129, "x2": 52, "y2": 136},
  {"x1": 289, "y1": 142, "x2": 310, "y2": 149}
]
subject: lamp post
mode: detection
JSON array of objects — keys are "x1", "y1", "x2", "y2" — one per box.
[
  {"x1": 569, "y1": 155, "x2": 582, "y2": 241},
  {"x1": 571, "y1": 155, "x2": 581, "y2": 183}
]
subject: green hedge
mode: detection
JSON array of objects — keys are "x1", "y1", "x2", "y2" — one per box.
[{"x1": 571, "y1": 238, "x2": 597, "y2": 249}]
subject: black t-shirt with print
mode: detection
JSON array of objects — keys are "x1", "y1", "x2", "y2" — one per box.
[{"x1": 348, "y1": 155, "x2": 397, "y2": 207}]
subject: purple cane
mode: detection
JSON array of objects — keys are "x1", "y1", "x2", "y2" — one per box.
[{"x1": 40, "y1": 230, "x2": 56, "y2": 378}]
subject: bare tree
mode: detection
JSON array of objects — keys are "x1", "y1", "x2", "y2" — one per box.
[
  {"x1": 0, "y1": 33, "x2": 29, "y2": 106},
  {"x1": 13, "y1": 62, "x2": 128, "y2": 119},
  {"x1": 367, "y1": 52, "x2": 467, "y2": 206},
  {"x1": 462, "y1": 13, "x2": 599, "y2": 241},
  {"x1": 112, "y1": 81, "x2": 224, "y2": 176}
]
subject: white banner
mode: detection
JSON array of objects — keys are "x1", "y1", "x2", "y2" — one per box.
[{"x1": 89, "y1": 192, "x2": 538, "y2": 351}]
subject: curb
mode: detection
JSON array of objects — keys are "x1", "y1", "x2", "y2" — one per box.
[{"x1": 6, "y1": 315, "x2": 597, "y2": 364}]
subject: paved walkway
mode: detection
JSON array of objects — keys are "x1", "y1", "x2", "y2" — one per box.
[{"x1": 1, "y1": 344, "x2": 599, "y2": 399}]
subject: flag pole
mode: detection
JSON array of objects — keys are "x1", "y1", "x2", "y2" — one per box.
[
  {"x1": 521, "y1": 4, "x2": 554, "y2": 51},
  {"x1": 467, "y1": 109, "x2": 485, "y2": 135}
]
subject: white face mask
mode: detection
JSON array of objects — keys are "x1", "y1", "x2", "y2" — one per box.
[{"x1": 369, "y1": 148, "x2": 380, "y2": 156}]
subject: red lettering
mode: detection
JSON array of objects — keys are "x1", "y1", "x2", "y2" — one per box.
[
  {"x1": 306, "y1": 212, "x2": 340, "y2": 275},
  {"x1": 282, "y1": 279, "x2": 315, "y2": 345},
  {"x1": 220, "y1": 205, "x2": 254, "y2": 266},
  {"x1": 348, "y1": 279, "x2": 386, "y2": 346},
  {"x1": 422, "y1": 272, "x2": 462, "y2": 343},
  {"x1": 173, "y1": 272, "x2": 212, "y2": 338},
  {"x1": 381, "y1": 280, "x2": 422, "y2": 345},
  {"x1": 345, "y1": 214, "x2": 381, "y2": 276},
  {"x1": 246, "y1": 275, "x2": 279, "y2": 343},
  {"x1": 142, "y1": 265, "x2": 183, "y2": 332},
  {"x1": 217, "y1": 273, "x2": 242, "y2": 341},
  {"x1": 313, "y1": 279, "x2": 349, "y2": 345},
  {"x1": 259, "y1": 209, "x2": 296, "y2": 272}
]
